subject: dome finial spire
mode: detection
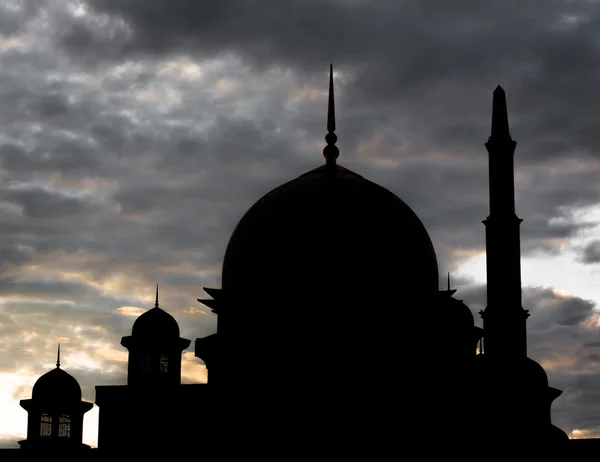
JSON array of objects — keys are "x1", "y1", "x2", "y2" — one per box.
[
  {"x1": 56, "y1": 343, "x2": 60, "y2": 368},
  {"x1": 447, "y1": 272, "x2": 451, "y2": 291},
  {"x1": 323, "y1": 63, "x2": 339, "y2": 166},
  {"x1": 155, "y1": 284, "x2": 159, "y2": 308}
]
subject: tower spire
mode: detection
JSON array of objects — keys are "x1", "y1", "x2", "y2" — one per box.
[
  {"x1": 490, "y1": 85, "x2": 511, "y2": 140},
  {"x1": 447, "y1": 272, "x2": 451, "y2": 291},
  {"x1": 482, "y1": 85, "x2": 527, "y2": 364},
  {"x1": 56, "y1": 343, "x2": 60, "y2": 368},
  {"x1": 155, "y1": 284, "x2": 159, "y2": 308},
  {"x1": 323, "y1": 63, "x2": 339, "y2": 166}
]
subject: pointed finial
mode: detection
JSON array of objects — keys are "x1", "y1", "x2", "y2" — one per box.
[
  {"x1": 323, "y1": 63, "x2": 339, "y2": 166},
  {"x1": 490, "y1": 85, "x2": 511, "y2": 140},
  {"x1": 155, "y1": 284, "x2": 159, "y2": 308},
  {"x1": 447, "y1": 272, "x2": 451, "y2": 291},
  {"x1": 56, "y1": 344, "x2": 61, "y2": 368}
]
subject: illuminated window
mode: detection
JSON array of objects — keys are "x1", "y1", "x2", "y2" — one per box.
[
  {"x1": 58, "y1": 414, "x2": 71, "y2": 438},
  {"x1": 40, "y1": 413, "x2": 52, "y2": 438},
  {"x1": 159, "y1": 354, "x2": 168, "y2": 373}
]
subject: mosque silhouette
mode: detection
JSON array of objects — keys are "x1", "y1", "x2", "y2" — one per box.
[{"x1": 1, "y1": 66, "x2": 600, "y2": 460}]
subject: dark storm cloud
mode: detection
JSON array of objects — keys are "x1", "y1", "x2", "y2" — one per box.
[
  {"x1": 70, "y1": 0, "x2": 600, "y2": 160},
  {"x1": 579, "y1": 240, "x2": 600, "y2": 264},
  {"x1": 3, "y1": 0, "x2": 589, "y2": 278}
]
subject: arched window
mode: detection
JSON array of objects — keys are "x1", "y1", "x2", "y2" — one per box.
[
  {"x1": 159, "y1": 354, "x2": 168, "y2": 374},
  {"x1": 40, "y1": 413, "x2": 52, "y2": 438},
  {"x1": 58, "y1": 414, "x2": 71, "y2": 438}
]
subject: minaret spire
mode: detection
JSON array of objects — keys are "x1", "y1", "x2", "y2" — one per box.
[
  {"x1": 155, "y1": 284, "x2": 159, "y2": 308},
  {"x1": 323, "y1": 63, "x2": 339, "y2": 167},
  {"x1": 56, "y1": 343, "x2": 61, "y2": 368},
  {"x1": 447, "y1": 272, "x2": 451, "y2": 291},
  {"x1": 491, "y1": 85, "x2": 511, "y2": 140}
]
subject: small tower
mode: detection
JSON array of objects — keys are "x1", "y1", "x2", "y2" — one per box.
[
  {"x1": 19, "y1": 346, "x2": 93, "y2": 460},
  {"x1": 121, "y1": 285, "x2": 191, "y2": 386},
  {"x1": 96, "y1": 287, "x2": 200, "y2": 460}
]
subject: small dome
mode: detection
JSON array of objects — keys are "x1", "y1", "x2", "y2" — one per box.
[
  {"x1": 435, "y1": 292, "x2": 474, "y2": 328},
  {"x1": 510, "y1": 357, "x2": 548, "y2": 390},
  {"x1": 474, "y1": 355, "x2": 548, "y2": 391},
  {"x1": 32, "y1": 367, "x2": 82, "y2": 403},
  {"x1": 132, "y1": 307, "x2": 180, "y2": 340},
  {"x1": 525, "y1": 357, "x2": 548, "y2": 387}
]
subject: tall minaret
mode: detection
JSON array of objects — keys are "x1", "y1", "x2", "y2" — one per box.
[{"x1": 481, "y1": 86, "x2": 529, "y2": 365}]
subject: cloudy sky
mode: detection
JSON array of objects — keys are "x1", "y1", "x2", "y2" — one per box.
[{"x1": 1, "y1": 0, "x2": 600, "y2": 447}]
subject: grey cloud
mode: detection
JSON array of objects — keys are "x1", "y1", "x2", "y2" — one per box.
[
  {"x1": 1, "y1": 186, "x2": 91, "y2": 219},
  {"x1": 0, "y1": 1, "x2": 42, "y2": 37}
]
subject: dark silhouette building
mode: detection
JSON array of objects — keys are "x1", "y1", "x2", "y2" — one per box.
[
  {"x1": 4, "y1": 66, "x2": 600, "y2": 459},
  {"x1": 94, "y1": 286, "x2": 205, "y2": 460}
]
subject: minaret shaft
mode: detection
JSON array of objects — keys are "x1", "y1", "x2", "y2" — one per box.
[{"x1": 482, "y1": 86, "x2": 528, "y2": 364}]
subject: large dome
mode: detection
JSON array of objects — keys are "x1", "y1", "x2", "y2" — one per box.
[
  {"x1": 222, "y1": 163, "x2": 439, "y2": 297},
  {"x1": 32, "y1": 367, "x2": 82, "y2": 403}
]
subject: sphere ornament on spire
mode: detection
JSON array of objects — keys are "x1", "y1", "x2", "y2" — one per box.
[{"x1": 323, "y1": 63, "x2": 339, "y2": 166}]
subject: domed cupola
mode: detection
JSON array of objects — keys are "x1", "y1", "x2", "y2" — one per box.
[
  {"x1": 19, "y1": 346, "x2": 93, "y2": 453},
  {"x1": 121, "y1": 286, "x2": 191, "y2": 386},
  {"x1": 32, "y1": 365, "x2": 82, "y2": 404},
  {"x1": 220, "y1": 65, "x2": 438, "y2": 314},
  {"x1": 206, "y1": 64, "x2": 441, "y2": 394},
  {"x1": 132, "y1": 302, "x2": 181, "y2": 341}
]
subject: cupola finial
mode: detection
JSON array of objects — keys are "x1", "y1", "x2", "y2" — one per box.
[
  {"x1": 56, "y1": 343, "x2": 61, "y2": 368},
  {"x1": 155, "y1": 284, "x2": 159, "y2": 308},
  {"x1": 323, "y1": 63, "x2": 339, "y2": 166}
]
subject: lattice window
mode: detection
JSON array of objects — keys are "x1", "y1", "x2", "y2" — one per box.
[
  {"x1": 159, "y1": 354, "x2": 168, "y2": 373},
  {"x1": 40, "y1": 413, "x2": 52, "y2": 438},
  {"x1": 58, "y1": 414, "x2": 71, "y2": 438}
]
